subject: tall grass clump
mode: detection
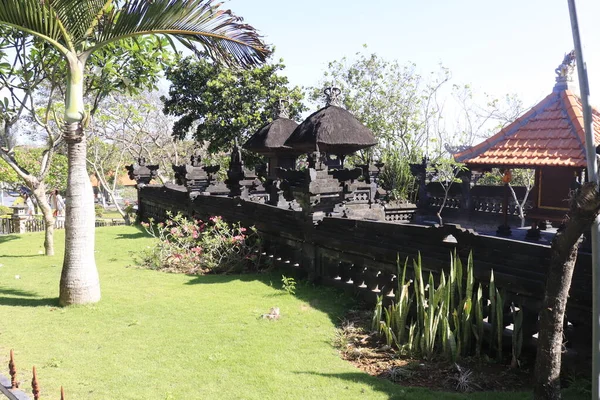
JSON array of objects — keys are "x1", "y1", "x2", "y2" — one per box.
[{"x1": 375, "y1": 251, "x2": 521, "y2": 364}]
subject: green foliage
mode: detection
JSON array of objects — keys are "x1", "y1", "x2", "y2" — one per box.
[
  {"x1": 375, "y1": 251, "x2": 515, "y2": 364},
  {"x1": 312, "y1": 47, "x2": 450, "y2": 162},
  {"x1": 0, "y1": 147, "x2": 68, "y2": 190},
  {"x1": 94, "y1": 204, "x2": 104, "y2": 218},
  {"x1": 138, "y1": 213, "x2": 263, "y2": 274},
  {"x1": 281, "y1": 275, "x2": 296, "y2": 295},
  {"x1": 379, "y1": 150, "x2": 417, "y2": 202},
  {"x1": 0, "y1": 204, "x2": 11, "y2": 215},
  {"x1": 163, "y1": 56, "x2": 306, "y2": 153},
  {"x1": 476, "y1": 168, "x2": 535, "y2": 188}
]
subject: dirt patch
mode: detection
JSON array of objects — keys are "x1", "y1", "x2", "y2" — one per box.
[{"x1": 335, "y1": 310, "x2": 532, "y2": 393}]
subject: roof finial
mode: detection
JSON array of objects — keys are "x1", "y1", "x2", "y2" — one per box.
[
  {"x1": 273, "y1": 98, "x2": 290, "y2": 119},
  {"x1": 554, "y1": 50, "x2": 576, "y2": 92},
  {"x1": 324, "y1": 86, "x2": 342, "y2": 107}
]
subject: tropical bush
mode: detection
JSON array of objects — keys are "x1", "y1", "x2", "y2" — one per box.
[
  {"x1": 379, "y1": 150, "x2": 417, "y2": 202},
  {"x1": 138, "y1": 212, "x2": 262, "y2": 274},
  {"x1": 0, "y1": 205, "x2": 11, "y2": 215},
  {"x1": 373, "y1": 252, "x2": 523, "y2": 365}
]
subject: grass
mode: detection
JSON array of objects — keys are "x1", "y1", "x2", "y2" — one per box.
[
  {"x1": 0, "y1": 227, "x2": 534, "y2": 399},
  {"x1": 97, "y1": 210, "x2": 124, "y2": 220}
]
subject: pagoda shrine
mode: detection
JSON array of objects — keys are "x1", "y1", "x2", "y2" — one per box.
[{"x1": 454, "y1": 52, "x2": 600, "y2": 236}]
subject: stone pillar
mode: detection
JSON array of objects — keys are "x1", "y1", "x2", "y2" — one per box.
[
  {"x1": 125, "y1": 157, "x2": 159, "y2": 221},
  {"x1": 409, "y1": 157, "x2": 429, "y2": 209},
  {"x1": 225, "y1": 140, "x2": 246, "y2": 198},
  {"x1": 459, "y1": 169, "x2": 472, "y2": 211},
  {"x1": 10, "y1": 205, "x2": 28, "y2": 234}
]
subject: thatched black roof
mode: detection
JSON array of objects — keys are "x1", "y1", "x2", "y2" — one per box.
[
  {"x1": 284, "y1": 105, "x2": 377, "y2": 154},
  {"x1": 243, "y1": 118, "x2": 299, "y2": 154}
]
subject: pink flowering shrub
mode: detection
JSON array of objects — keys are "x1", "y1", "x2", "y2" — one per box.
[{"x1": 137, "y1": 212, "x2": 262, "y2": 274}]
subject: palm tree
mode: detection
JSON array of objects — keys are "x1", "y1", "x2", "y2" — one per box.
[{"x1": 0, "y1": 0, "x2": 269, "y2": 306}]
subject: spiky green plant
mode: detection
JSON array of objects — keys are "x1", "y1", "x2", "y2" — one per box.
[
  {"x1": 472, "y1": 283, "x2": 484, "y2": 358},
  {"x1": 511, "y1": 303, "x2": 523, "y2": 368},
  {"x1": 372, "y1": 294, "x2": 383, "y2": 332},
  {"x1": 488, "y1": 270, "x2": 497, "y2": 355},
  {"x1": 496, "y1": 289, "x2": 504, "y2": 362}
]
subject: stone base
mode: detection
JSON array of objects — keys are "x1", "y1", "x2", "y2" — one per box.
[
  {"x1": 526, "y1": 227, "x2": 541, "y2": 240},
  {"x1": 496, "y1": 224, "x2": 512, "y2": 236}
]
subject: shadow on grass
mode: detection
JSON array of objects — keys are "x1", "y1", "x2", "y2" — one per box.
[
  {"x1": 0, "y1": 287, "x2": 40, "y2": 297},
  {"x1": 294, "y1": 371, "x2": 409, "y2": 400},
  {"x1": 114, "y1": 231, "x2": 150, "y2": 240},
  {"x1": 0, "y1": 254, "x2": 44, "y2": 258},
  {"x1": 0, "y1": 296, "x2": 58, "y2": 307},
  {"x1": 0, "y1": 235, "x2": 19, "y2": 244}
]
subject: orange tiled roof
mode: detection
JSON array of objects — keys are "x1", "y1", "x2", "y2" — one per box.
[
  {"x1": 89, "y1": 171, "x2": 136, "y2": 187},
  {"x1": 454, "y1": 90, "x2": 600, "y2": 168}
]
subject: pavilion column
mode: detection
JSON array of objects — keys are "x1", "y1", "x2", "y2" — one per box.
[{"x1": 496, "y1": 169, "x2": 512, "y2": 236}]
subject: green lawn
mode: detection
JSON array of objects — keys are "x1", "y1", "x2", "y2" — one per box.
[{"x1": 0, "y1": 227, "x2": 535, "y2": 399}]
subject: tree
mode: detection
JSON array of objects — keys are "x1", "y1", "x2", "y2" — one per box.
[
  {"x1": 534, "y1": 182, "x2": 600, "y2": 399},
  {"x1": 427, "y1": 158, "x2": 466, "y2": 225},
  {"x1": 87, "y1": 91, "x2": 194, "y2": 223},
  {"x1": 451, "y1": 84, "x2": 526, "y2": 147},
  {"x1": 0, "y1": 0, "x2": 268, "y2": 306},
  {"x1": 0, "y1": 147, "x2": 68, "y2": 191},
  {"x1": 311, "y1": 48, "x2": 451, "y2": 164},
  {"x1": 476, "y1": 168, "x2": 535, "y2": 227},
  {"x1": 0, "y1": 26, "x2": 176, "y2": 256},
  {"x1": 163, "y1": 56, "x2": 305, "y2": 154}
]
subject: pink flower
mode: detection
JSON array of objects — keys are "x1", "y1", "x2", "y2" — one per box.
[
  {"x1": 157, "y1": 222, "x2": 164, "y2": 228},
  {"x1": 192, "y1": 231, "x2": 199, "y2": 239},
  {"x1": 191, "y1": 246, "x2": 203, "y2": 254},
  {"x1": 240, "y1": 227, "x2": 247, "y2": 233},
  {"x1": 141, "y1": 222, "x2": 149, "y2": 228}
]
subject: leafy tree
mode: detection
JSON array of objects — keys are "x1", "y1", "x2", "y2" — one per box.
[
  {"x1": 87, "y1": 91, "x2": 195, "y2": 223},
  {"x1": 311, "y1": 48, "x2": 451, "y2": 163},
  {"x1": 427, "y1": 158, "x2": 466, "y2": 225},
  {"x1": 477, "y1": 168, "x2": 535, "y2": 227},
  {"x1": 452, "y1": 84, "x2": 526, "y2": 147},
  {"x1": 0, "y1": 0, "x2": 268, "y2": 306},
  {"x1": 163, "y1": 56, "x2": 306, "y2": 154},
  {"x1": 0, "y1": 147, "x2": 68, "y2": 191}
]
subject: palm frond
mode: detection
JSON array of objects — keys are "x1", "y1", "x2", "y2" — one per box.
[
  {"x1": 0, "y1": 0, "x2": 68, "y2": 53},
  {"x1": 47, "y1": 0, "x2": 106, "y2": 48},
  {"x1": 90, "y1": 0, "x2": 269, "y2": 68}
]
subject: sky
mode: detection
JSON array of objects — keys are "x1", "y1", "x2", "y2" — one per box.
[{"x1": 224, "y1": 0, "x2": 600, "y2": 109}]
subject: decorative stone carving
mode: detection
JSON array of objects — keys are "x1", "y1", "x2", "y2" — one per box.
[
  {"x1": 172, "y1": 153, "x2": 221, "y2": 196},
  {"x1": 125, "y1": 157, "x2": 159, "y2": 186}
]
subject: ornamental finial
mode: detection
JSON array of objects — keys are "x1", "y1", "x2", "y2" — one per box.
[
  {"x1": 273, "y1": 98, "x2": 290, "y2": 119},
  {"x1": 324, "y1": 86, "x2": 342, "y2": 107},
  {"x1": 554, "y1": 50, "x2": 576, "y2": 92}
]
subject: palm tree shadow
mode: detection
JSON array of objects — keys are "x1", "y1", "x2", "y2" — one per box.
[
  {"x1": 0, "y1": 287, "x2": 39, "y2": 297},
  {"x1": 0, "y1": 297, "x2": 58, "y2": 307},
  {"x1": 0, "y1": 286, "x2": 58, "y2": 307},
  {"x1": 0, "y1": 235, "x2": 19, "y2": 244}
]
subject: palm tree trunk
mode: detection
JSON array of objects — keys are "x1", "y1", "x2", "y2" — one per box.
[{"x1": 59, "y1": 60, "x2": 100, "y2": 306}]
